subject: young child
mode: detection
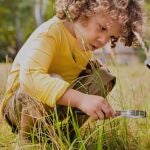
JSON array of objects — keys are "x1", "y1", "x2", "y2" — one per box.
[{"x1": 0, "y1": 0, "x2": 143, "y2": 143}]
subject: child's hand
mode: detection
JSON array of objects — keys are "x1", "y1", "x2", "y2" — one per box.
[
  {"x1": 57, "y1": 89, "x2": 115, "y2": 120},
  {"x1": 77, "y1": 94, "x2": 115, "y2": 120}
]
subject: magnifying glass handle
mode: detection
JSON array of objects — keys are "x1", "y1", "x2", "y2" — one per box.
[
  {"x1": 74, "y1": 109, "x2": 119, "y2": 116},
  {"x1": 74, "y1": 109, "x2": 85, "y2": 115},
  {"x1": 74, "y1": 109, "x2": 147, "y2": 118}
]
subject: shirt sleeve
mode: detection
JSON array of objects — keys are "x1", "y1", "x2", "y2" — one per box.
[{"x1": 19, "y1": 34, "x2": 70, "y2": 107}]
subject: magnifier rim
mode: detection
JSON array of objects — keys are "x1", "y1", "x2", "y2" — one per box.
[{"x1": 116, "y1": 110, "x2": 147, "y2": 118}]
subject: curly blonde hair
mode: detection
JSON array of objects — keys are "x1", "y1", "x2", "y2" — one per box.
[{"x1": 56, "y1": 0, "x2": 145, "y2": 48}]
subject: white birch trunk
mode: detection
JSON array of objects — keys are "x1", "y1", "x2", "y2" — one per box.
[{"x1": 34, "y1": 0, "x2": 48, "y2": 26}]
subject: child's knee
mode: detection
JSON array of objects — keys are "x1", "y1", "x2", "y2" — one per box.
[{"x1": 73, "y1": 64, "x2": 116, "y2": 97}]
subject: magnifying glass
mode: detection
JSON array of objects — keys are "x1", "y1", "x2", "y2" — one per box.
[
  {"x1": 74, "y1": 109, "x2": 147, "y2": 118},
  {"x1": 115, "y1": 110, "x2": 147, "y2": 118}
]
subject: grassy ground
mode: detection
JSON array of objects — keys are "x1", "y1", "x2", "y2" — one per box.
[{"x1": 0, "y1": 62, "x2": 150, "y2": 149}]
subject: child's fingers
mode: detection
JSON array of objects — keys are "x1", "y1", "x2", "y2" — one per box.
[
  {"x1": 100, "y1": 102, "x2": 115, "y2": 118},
  {"x1": 95, "y1": 111, "x2": 104, "y2": 120}
]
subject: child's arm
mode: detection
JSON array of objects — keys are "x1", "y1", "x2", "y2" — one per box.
[
  {"x1": 19, "y1": 34, "x2": 70, "y2": 107},
  {"x1": 57, "y1": 88, "x2": 115, "y2": 119}
]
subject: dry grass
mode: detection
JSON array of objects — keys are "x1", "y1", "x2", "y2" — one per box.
[
  {"x1": 0, "y1": 63, "x2": 150, "y2": 149},
  {"x1": 0, "y1": 63, "x2": 11, "y2": 98}
]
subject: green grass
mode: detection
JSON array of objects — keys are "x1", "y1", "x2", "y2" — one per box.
[{"x1": 0, "y1": 63, "x2": 150, "y2": 149}]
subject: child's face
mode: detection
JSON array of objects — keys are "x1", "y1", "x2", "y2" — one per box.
[{"x1": 75, "y1": 11, "x2": 121, "y2": 51}]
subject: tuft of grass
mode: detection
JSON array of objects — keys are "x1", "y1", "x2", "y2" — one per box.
[{"x1": 0, "y1": 63, "x2": 150, "y2": 149}]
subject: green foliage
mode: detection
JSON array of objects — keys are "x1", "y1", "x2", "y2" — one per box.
[
  {"x1": 0, "y1": 0, "x2": 55, "y2": 62},
  {"x1": 45, "y1": 0, "x2": 56, "y2": 20}
]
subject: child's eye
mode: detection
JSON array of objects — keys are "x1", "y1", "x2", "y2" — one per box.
[
  {"x1": 99, "y1": 25, "x2": 107, "y2": 32},
  {"x1": 101, "y1": 27, "x2": 106, "y2": 31}
]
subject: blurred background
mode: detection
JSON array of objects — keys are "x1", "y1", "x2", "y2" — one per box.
[
  {"x1": 0, "y1": 0, "x2": 150, "y2": 64},
  {"x1": 0, "y1": 0, "x2": 55, "y2": 61}
]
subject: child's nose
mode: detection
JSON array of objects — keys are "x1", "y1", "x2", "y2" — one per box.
[{"x1": 98, "y1": 37, "x2": 109, "y2": 45}]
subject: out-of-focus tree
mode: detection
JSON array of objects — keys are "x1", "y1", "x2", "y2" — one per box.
[
  {"x1": 0, "y1": 0, "x2": 55, "y2": 62},
  {"x1": 34, "y1": 0, "x2": 48, "y2": 26},
  {"x1": 45, "y1": 0, "x2": 55, "y2": 20},
  {"x1": 0, "y1": 0, "x2": 34, "y2": 60}
]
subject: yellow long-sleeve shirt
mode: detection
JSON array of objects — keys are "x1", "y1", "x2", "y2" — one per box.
[{"x1": 0, "y1": 16, "x2": 92, "y2": 117}]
